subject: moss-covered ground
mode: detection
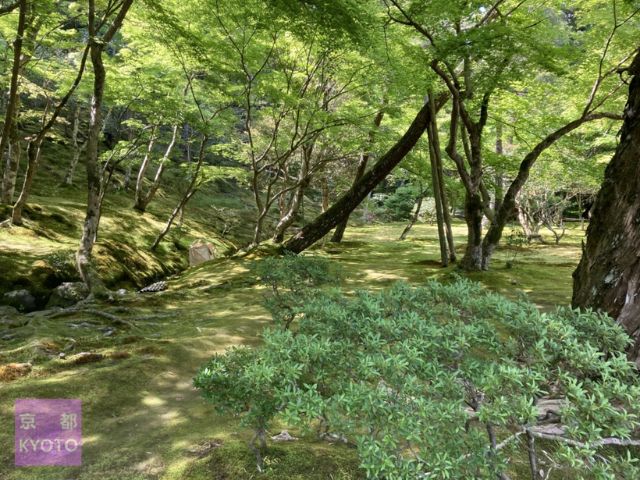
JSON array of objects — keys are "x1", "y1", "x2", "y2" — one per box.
[{"x1": 0, "y1": 220, "x2": 586, "y2": 479}]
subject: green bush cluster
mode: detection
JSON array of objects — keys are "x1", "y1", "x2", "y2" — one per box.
[
  {"x1": 250, "y1": 254, "x2": 341, "y2": 329},
  {"x1": 195, "y1": 258, "x2": 640, "y2": 479},
  {"x1": 379, "y1": 185, "x2": 420, "y2": 221}
]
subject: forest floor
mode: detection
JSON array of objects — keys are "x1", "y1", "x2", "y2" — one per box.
[{"x1": 0, "y1": 221, "x2": 586, "y2": 479}]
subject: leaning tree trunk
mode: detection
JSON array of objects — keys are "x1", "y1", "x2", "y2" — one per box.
[
  {"x1": 284, "y1": 95, "x2": 447, "y2": 253},
  {"x1": 399, "y1": 191, "x2": 424, "y2": 241},
  {"x1": 572, "y1": 54, "x2": 640, "y2": 363}
]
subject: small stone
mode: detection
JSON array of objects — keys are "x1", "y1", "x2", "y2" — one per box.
[
  {"x1": 116, "y1": 289, "x2": 128, "y2": 296},
  {"x1": 271, "y1": 430, "x2": 298, "y2": 442}
]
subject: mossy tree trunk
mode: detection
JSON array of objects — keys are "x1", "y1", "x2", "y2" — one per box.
[{"x1": 572, "y1": 53, "x2": 640, "y2": 363}]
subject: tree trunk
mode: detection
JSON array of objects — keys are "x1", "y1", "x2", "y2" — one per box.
[
  {"x1": 0, "y1": 0, "x2": 27, "y2": 204},
  {"x1": 133, "y1": 125, "x2": 157, "y2": 211},
  {"x1": 481, "y1": 111, "x2": 621, "y2": 270},
  {"x1": 76, "y1": 0, "x2": 134, "y2": 290},
  {"x1": 429, "y1": 92, "x2": 456, "y2": 262},
  {"x1": 399, "y1": 192, "x2": 424, "y2": 241},
  {"x1": 152, "y1": 135, "x2": 207, "y2": 250},
  {"x1": 284, "y1": 95, "x2": 446, "y2": 253},
  {"x1": 273, "y1": 145, "x2": 311, "y2": 243},
  {"x1": 137, "y1": 124, "x2": 179, "y2": 212},
  {"x1": 426, "y1": 97, "x2": 448, "y2": 266},
  {"x1": 331, "y1": 105, "x2": 386, "y2": 242},
  {"x1": 321, "y1": 175, "x2": 329, "y2": 213},
  {"x1": 572, "y1": 55, "x2": 640, "y2": 362},
  {"x1": 64, "y1": 103, "x2": 83, "y2": 185}
]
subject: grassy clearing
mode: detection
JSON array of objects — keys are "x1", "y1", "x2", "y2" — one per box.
[{"x1": 0, "y1": 220, "x2": 585, "y2": 479}]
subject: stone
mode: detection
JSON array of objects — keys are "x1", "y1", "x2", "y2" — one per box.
[
  {"x1": 0, "y1": 305, "x2": 26, "y2": 328},
  {"x1": 189, "y1": 240, "x2": 216, "y2": 267},
  {"x1": 2, "y1": 289, "x2": 37, "y2": 312},
  {"x1": 270, "y1": 430, "x2": 298, "y2": 442},
  {"x1": 46, "y1": 282, "x2": 89, "y2": 308}
]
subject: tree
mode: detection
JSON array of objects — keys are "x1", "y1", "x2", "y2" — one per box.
[
  {"x1": 384, "y1": 0, "x2": 631, "y2": 270},
  {"x1": 76, "y1": 0, "x2": 134, "y2": 291},
  {"x1": 0, "y1": 0, "x2": 28, "y2": 204},
  {"x1": 573, "y1": 50, "x2": 640, "y2": 363}
]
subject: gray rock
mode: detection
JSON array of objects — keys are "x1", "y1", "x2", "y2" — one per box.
[
  {"x1": 2, "y1": 289, "x2": 36, "y2": 312},
  {"x1": 116, "y1": 288, "x2": 128, "y2": 296},
  {"x1": 46, "y1": 282, "x2": 89, "y2": 308}
]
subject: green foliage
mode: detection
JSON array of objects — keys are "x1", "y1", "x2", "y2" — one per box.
[
  {"x1": 195, "y1": 275, "x2": 640, "y2": 479},
  {"x1": 380, "y1": 185, "x2": 420, "y2": 221},
  {"x1": 251, "y1": 254, "x2": 341, "y2": 329}
]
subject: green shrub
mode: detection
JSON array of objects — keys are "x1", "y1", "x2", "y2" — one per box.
[
  {"x1": 380, "y1": 185, "x2": 419, "y2": 221},
  {"x1": 251, "y1": 254, "x2": 341, "y2": 329},
  {"x1": 195, "y1": 276, "x2": 640, "y2": 479}
]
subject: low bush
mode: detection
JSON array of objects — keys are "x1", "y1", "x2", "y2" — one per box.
[{"x1": 195, "y1": 268, "x2": 640, "y2": 479}]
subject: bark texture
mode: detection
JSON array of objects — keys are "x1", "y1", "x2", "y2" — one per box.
[{"x1": 572, "y1": 55, "x2": 640, "y2": 362}]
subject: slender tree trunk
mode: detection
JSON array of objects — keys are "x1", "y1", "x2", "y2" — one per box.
[
  {"x1": 321, "y1": 176, "x2": 329, "y2": 213},
  {"x1": 152, "y1": 135, "x2": 207, "y2": 250},
  {"x1": 133, "y1": 125, "x2": 157, "y2": 211},
  {"x1": 284, "y1": 95, "x2": 447, "y2": 253},
  {"x1": 64, "y1": 103, "x2": 83, "y2": 185},
  {"x1": 331, "y1": 105, "x2": 386, "y2": 242},
  {"x1": 135, "y1": 124, "x2": 179, "y2": 212},
  {"x1": 11, "y1": 98, "x2": 50, "y2": 224},
  {"x1": 429, "y1": 93, "x2": 456, "y2": 262},
  {"x1": 481, "y1": 111, "x2": 621, "y2": 269},
  {"x1": 426, "y1": 99, "x2": 448, "y2": 266},
  {"x1": 399, "y1": 191, "x2": 424, "y2": 241},
  {"x1": 273, "y1": 145, "x2": 311, "y2": 243},
  {"x1": 76, "y1": 0, "x2": 134, "y2": 290},
  {"x1": 572, "y1": 54, "x2": 640, "y2": 363},
  {"x1": 0, "y1": 0, "x2": 27, "y2": 204}
]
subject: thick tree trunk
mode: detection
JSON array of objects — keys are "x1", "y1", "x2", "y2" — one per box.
[
  {"x1": 460, "y1": 193, "x2": 484, "y2": 270},
  {"x1": 284, "y1": 96, "x2": 446, "y2": 253},
  {"x1": 0, "y1": 0, "x2": 27, "y2": 204},
  {"x1": 572, "y1": 56, "x2": 640, "y2": 362}
]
